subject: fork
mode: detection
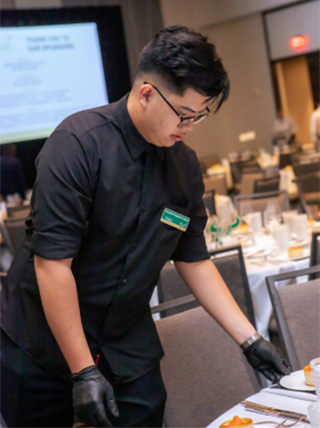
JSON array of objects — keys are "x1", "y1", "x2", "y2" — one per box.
[{"x1": 255, "y1": 416, "x2": 305, "y2": 427}]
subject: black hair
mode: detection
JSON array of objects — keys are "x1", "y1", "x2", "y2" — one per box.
[{"x1": 136, "y1": 25, "x2": 230, "y2": 112}]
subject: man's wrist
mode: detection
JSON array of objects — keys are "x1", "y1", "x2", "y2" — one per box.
[
  {"x1": 72, "y1": 364, "x2": 98, "y2": 381},
  {"x1": 240, "y1": 332, "x2": 262, "y2": 350}
]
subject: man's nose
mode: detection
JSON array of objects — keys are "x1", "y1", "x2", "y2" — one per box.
[{"x1": 182, "y1": 122, "x2": 195, "y2": 132}]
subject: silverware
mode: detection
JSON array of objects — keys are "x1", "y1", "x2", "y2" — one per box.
[
  {"x1": 256, "y1": 418, "x2": 306, "y2": 427},
  {"x1": 241, "y1": 400, "x2": 310, "y2": 424},
  {"x1": 246, "y1": 250, "x2": 266, "y2": 258}
]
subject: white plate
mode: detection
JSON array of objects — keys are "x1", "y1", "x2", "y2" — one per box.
[
  {"x1": 280, "y1": 370, "x2": 315, "y2": 391},
  {"x1": 268, "y1": 247, "x2": 310, "y2": 262},
  {"x1": 289, "y1": 237, "x2": 310, "y2": 247}
]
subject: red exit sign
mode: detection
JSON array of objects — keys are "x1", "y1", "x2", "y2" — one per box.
[{"x1": 289, "y1": 35, "x2": 308, "y2": 49}]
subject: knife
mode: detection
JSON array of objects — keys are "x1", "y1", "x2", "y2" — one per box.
[{"x1": 241, "y1": 400, "x2": 310, "y2": 423}]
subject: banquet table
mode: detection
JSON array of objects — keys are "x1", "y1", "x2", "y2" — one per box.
[{"x1": 206, "y1": 386, "x2": 316, "y2": 427}]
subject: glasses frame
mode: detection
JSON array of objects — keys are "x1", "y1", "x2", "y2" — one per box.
[{"x1": 144, "y1": 82, "x2": 211, "y2": 128}]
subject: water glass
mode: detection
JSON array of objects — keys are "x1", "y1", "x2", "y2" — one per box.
[
  {"x1": 271, "y1": 223, "x2": 290, "y2": 252},
  {"x1": 282, "y1": 210, "x2": 298, "y2": 234},
  {"x1": 308, "y1": 402, "x2": 320, "y2": 428},
  {"x1": 311, "y1": 357, "x2": 320, "y2": 398},
  {"x1": 292, "y1": 213, "x2": 309, "y2": 240},
  {"x1": 244, "y1": 212, "x2": 262, "y2": 234},
  {"x1": 264, "y1": 210, "x2": 282, "y2": 231}
]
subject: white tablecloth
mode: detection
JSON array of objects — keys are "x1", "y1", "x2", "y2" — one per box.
[{"x1": 207, "y1": 387, "x2": 314, "y2": 428}]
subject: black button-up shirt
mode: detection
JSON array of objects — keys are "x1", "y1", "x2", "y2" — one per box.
[{"x1": 1, "y1": 95, "x2": 209, "y2": 383}]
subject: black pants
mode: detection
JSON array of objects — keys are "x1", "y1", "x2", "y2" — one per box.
[{"x1": 1, "y1": 331, "x2": 166, "y2": 427}]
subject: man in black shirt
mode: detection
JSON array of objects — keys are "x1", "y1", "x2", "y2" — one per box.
[{"x1": 1, "y1": 26, "x2": 290, "y2": 427}]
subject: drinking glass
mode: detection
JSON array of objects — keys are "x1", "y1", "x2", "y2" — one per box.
[
  {"x1": 311, "y1": 357, "x2": 320, "y2": 398},
  {"x1": 308, "y1": 357, "x2": 320, "y2": 427},
  {"x1": 271, "y1": 223, "x2": 290, "y2": 252},
  {"x1": 263, "y1": 208, "x2": 282, "y2": 232}
]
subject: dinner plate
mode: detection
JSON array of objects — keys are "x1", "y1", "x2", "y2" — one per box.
[
  {"x1": 268, "y1": 247, "x2": 310, "y2": 262},
  {"x1": 280, "y1": 370, "x2": 315, "y2": 391}
]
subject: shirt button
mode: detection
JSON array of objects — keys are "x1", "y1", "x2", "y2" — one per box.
[{"x1": 122, "y1": 278, "x2": 127, "y2": 284}]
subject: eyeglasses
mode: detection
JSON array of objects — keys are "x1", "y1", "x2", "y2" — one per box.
[{"x1": 144, "y1": 82, "x2": 211, "y2": 128}]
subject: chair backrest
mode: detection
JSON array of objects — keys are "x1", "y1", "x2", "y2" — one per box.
[
  {"x1": 156, "y1": 245, "x2": 256, "y2": 327},
  {"x1": 310, "y1": 231, "x2": 320, "y2": 267},
  {"x1": 155, "y1": 306, "x2": 260, "y2": 427},
  {"x1": 239, "y1": 172, "x2": 264, "y2": 195},
  {"x1": 209, "y1": 245, "x2": 256, "y2": 327},
  {"x1": 292, "y1": 161, "x2": 320, "y2": 177},
  {"x1": 295, "y1": 171, "x2": 320, "y2": 194},
  {"x1": 203, "y1": 190, "x2": 216, "y2": 217},
  {"x1": 6, "y1": 204, "x2": 30, "y2": 219},
  {"x1": 0, "y1": 217, "x2": 27, "y2": 256},
  {"x1": 230, "y1": 160, "x2": 261, "y2": 184},
  {"x1": 294, "y1": 172, "x2": 320, "y2": 218},
  {"x1": 156, "y1": 261, "x2": 199, "y2": 317},
  {"x1": 266, "y1": 265, "x2": 320, "y2": 371},
  {"x1": 234, "y1": 190, "x2": 290, "y2": 217},
  {"x1": 253, "y1": 175, "x2": 280, "y2": 194},
  {"x1": 279, "y1": 153, "x2": 292, "y2": 169},
  {"x1": 199, "y1": 154, "x2": 221, "y2": 172},
  {"x1": 0, "y1": 411, "x2": 8, "y2": 428},
  {"x1": 203, "y1": 174, "x2": 227, "y2": 195}
]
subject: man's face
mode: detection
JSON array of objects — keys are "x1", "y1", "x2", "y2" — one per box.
[{"x1": 141, "y1": 83, "x2": 212, "y2": 148}]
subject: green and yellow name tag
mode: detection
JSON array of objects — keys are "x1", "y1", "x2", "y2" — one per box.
[{"x1": 160, "y1": 207, "x2": 190, "y2": 232}]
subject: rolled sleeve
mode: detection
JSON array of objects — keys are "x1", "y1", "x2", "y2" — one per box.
[
  {"x1": 32, "y1": 231, "x2": 83, "y2": 259},
  {"x1": 31, "y1": 130, "x2": 96, "y2": 260},
  {"x1": 171, "y1": 154, "x2": 210, "y2": 263}
]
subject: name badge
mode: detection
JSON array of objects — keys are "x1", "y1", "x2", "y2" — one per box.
[{"x1": 160, "y1": 207, "x2": 190, "y2": 232}]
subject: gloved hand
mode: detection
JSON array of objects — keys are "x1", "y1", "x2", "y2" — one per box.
[
  {"x1": 72, "y1": 365, "x2": 119, "y2": 427},
  {"x1": 243, "y1": 337, "x2": 292, "y2": 383}
]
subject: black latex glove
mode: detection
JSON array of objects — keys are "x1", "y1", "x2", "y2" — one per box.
[
  {"x1": 243, "y1": 337, "x2": 292, "y2": 383},
  {"x1": 72, "y1": 365, "x2": 119, "y2": 427}
]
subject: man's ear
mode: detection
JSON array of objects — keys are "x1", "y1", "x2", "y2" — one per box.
[{"x1": 139, "y1": 83, "x2": 152, "y2": 109}]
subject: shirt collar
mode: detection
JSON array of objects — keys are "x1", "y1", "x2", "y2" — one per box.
[{"x1": 117, "y1": 94, "x2": 165, "y2": 161}]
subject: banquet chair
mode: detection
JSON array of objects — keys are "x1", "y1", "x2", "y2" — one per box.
[
  {"x1": 203, "y1": 190, "x2": 216, "y2": 217},
  {"x1": 209, "y1": 245, "x2": 256, "y2": 327},
  {"x1": 310, "y1": 231, "x2": 320, "y2": 267},
  {"x1": 234, "y1": 190, "x2": 290, "y2": 217},
  {"x1": 155, "y1": 245, "x2": 256, "y2": 327},
  {"x1": 6, "y1": 204, "x2": 30, "y2": 219},
  {"x1": 203, "y1": 174, "x2": 227, "y2": 195},
  {"x1": 253, "y1": 175, "x2": 280, "y2": 194},
  {"x1": 230, "y1": 159, "x2": 261, "y2": 188},
  {"x1": 309, "y1": 231, "x2": 320, "y2": 281},
  {"x1": 0, "y1": 217, "x2": 27, "y2": 257},
  {"x1": 292, "y1": 160, "x2": 320, "y2": 177},
  {"x1": 154, "y1": 305, "x2": 260, "y2": 427},
  {"x1": 239, "y1": 171, "x2": 264, "y2": 195},
  {"x1": 155, "y1": 261, "x2": 199, "y2": 318},
  {"x1": 294, "y1": 171, "x2": 320, "y2": 219},
  {"x1": 279, "y1": 153, "x2": 292, "y2": 169},
  {"x1": 266, "y1": 265, "x2": 320, "y2": 371},
  {"x1": 0, "y1": 412, "x2": 8, "y2": 428},
  {"x1": 199, "y1": 154, "x2": 221, "y2": 173}
]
